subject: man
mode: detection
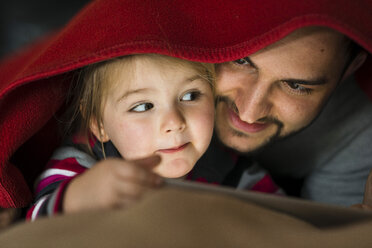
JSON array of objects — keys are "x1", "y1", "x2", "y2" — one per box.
[
  {"x1": 0, "y1": 0, "x2": 371, "y2": 212},
  {"x1": 193, "y1": 27, "x2": 370, "y2": 206}
]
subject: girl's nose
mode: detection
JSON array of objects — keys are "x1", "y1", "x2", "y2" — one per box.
[{"x1": 161, "y1": 108, "x2": 186, "y2": 133}]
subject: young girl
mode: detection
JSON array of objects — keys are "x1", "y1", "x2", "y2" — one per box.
[{"x1": 27, "y1": 54, "x2": 215, "y2": 220}]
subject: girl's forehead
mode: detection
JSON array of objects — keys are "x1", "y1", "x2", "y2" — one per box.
[
  {"x1": 107, "y1": 55, "x2": 201, "y2": 82},
  {"x1": 102, "y1": 54, "x2": 213, "y2": 100}
]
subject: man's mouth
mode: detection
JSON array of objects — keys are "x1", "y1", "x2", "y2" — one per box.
[
  {"x1": 227, "y1": 107, "x2": 269, "y2": 133},
  {"x1": 157, "y1": 143, "x2": 189, "y2": 153}
]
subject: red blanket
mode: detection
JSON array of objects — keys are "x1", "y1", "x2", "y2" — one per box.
[{"x1": 0, "y1": 0, "x2": 371, "y2": 207}]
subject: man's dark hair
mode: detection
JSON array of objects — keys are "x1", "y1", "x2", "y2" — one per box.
[
  {"x1": 345, "y1": 39, "x2": 363, "y2": 64},
  {"x1": 340, "y1": 38, "x2": 364, "y2": 77}
]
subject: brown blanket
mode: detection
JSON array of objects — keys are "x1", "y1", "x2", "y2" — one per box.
[{"x1": 1, "y1": 188, "x2": 372, "y2": 248}]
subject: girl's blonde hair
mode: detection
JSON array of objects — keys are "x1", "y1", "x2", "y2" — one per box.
[{"x1": 66, "y1": 54, "x2": 215, "y2": 153}]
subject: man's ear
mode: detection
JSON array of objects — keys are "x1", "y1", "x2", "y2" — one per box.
[
  {"x1": 341, "y1": 51, "x2": 368, "y2": 81},
  {"x1": 89, "y1": 117, "x2": 110, "y2": 142}
]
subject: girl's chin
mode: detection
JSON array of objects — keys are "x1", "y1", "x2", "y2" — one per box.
[{"x1": 155, "y1": 158, "x2": 194, "y2": 178}]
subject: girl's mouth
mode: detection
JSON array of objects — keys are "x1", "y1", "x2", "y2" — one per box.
[{"x1": 157, "y1": 143, "x2": 189, "y2": 153}]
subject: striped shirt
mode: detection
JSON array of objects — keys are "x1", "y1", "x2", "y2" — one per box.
[{"x1": 27, "y1": 134, "x2": 283, "y2": 220}]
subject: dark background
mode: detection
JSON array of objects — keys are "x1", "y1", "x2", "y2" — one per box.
[{"x1": 0, "y1": 0, "x2": 90, "y2": 59}]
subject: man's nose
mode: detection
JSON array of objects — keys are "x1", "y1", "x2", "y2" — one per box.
[
  {"x1": 236, "y1": 82, "x2": 272, "y2": 123},
  {"x1": 161, "y1": 107, "x2": 186, "y2": 133}
]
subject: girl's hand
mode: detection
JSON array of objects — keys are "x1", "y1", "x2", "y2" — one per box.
[{"x1": 63, "y1": 156, "x2": 163, "y2": 213}]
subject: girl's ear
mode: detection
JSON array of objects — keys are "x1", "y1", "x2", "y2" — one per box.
[
  {"x1": 89, "y1": 117, "x2": 110, "y2": 142},
  {"x1": 341, "y1": 50, "x2": 367, "y2": 81}
]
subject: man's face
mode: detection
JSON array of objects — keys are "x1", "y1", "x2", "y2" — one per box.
[{"x1": 215, "y1": 28, "x2": 349, "y2": 153}]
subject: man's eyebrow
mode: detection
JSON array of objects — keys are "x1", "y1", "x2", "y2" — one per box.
[
  {"x1": 240, "y1": 58, "x2": 327, "y2": 86},
  {"x1": 283, "y1": 78, "x2": 327, "y2": 85},
  {"x1": 117, "y1": 88, "x2": 149, "y2": 102}
]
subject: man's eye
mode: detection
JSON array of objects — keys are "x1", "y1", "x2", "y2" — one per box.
[
  {"x1": 181, "y1": 91, "x2": 201, "y2": 101},
  {"x1": 287, "y1": 82, "x2": 301, "y2": 90},
  {"x1": 130, "y1": 103, "x2": 154, "y2": 112},
  {"x1": 233, "y1": 58, "x2": 249, "y2": 65},
  {"x1": 282, "y1": 81, "x2": 312, "y2": 95}
]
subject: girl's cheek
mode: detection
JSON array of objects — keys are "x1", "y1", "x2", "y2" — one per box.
[
  {"x1": 115, "y1": 120, "x2": 154, "y2": 159},
  {"x1": 189, "y1": 104, "x2": 215, "y2": 133},
  {"x1": 200, "y1": 100, "x2": 215, "y2": 124}
]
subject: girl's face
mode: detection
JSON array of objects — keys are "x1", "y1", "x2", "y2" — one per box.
[{"x1": 94, "y1": 56, "x2": 214, "y2": 178}]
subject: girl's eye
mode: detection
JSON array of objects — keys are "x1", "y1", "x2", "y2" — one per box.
[
  {"x1": 181, "y1": 91, "x2": 201, "y2": 101},
  {"x1": 130, "y1": 102, "x2": 154, "y2": 112},
  {"x1": 282, "y1": 81, "x2": 312, "y2": 95}
]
